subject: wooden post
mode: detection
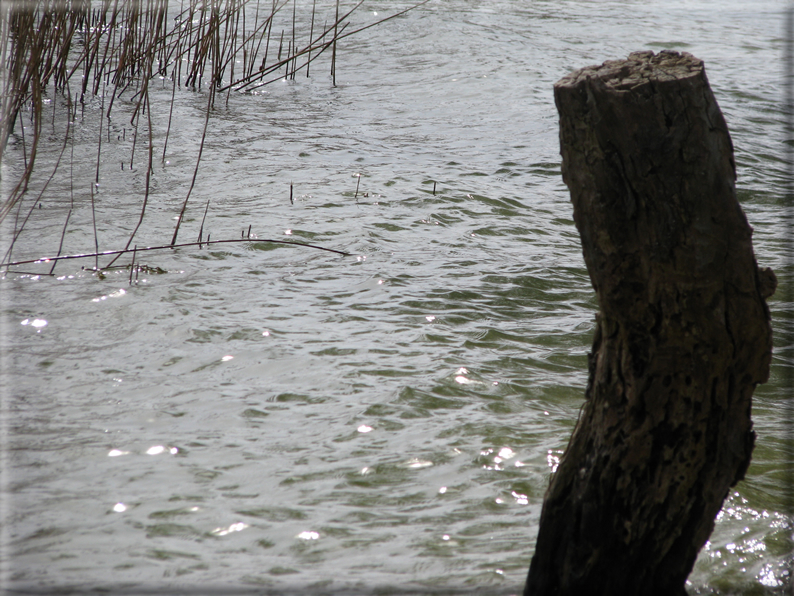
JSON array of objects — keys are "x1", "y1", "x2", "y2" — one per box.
[{"x1": 525, "y1": 51, "x2": 776, "y2": 595}]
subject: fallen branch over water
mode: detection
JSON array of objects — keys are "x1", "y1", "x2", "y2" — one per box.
[{"x1": 3, "y1": 236, "x2": 352, "y2": 271}]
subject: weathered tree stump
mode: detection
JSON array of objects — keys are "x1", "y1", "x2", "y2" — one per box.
[{"x1": 525, "y1": 50, "x2": 776, "y2": 596}]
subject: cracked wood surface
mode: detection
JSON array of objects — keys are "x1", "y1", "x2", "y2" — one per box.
[{"x1": 525, "y1": 51, "x2": 775, "y2": 596}]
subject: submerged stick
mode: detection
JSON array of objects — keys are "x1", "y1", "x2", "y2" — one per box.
[
  {"x1": 95, "y1": 87, "x2": 105, "y2": 183},
  {"x1": 49, "y1": 207, "x2": 72, "y2": 275},
  {"x1": 331, "y1": 0, "x2": 339, "y2": 86},
  {"x1": 307, "y1": 0, "x2": 316, "y2": 77},
  {"x1": 162, "y1": 74, "x2": 177, "y2": 162},
  {"x1": 170, "y1": 83, "x2": 215, "y2": 246},
  {"x1": 90, "y1": 184, "x2": 99, "y2": 271},
  {"x1": 4, "y1": 237, "x2": 352, "y2": 268},
  {"x1": 129, "y1": 244, "x2": 136, "y2": 284},
  {"x1": 290, "y1": 0, "x2": 296, "y2": 79},
  {"x1": 198, "y1": 199, "x2": 210, "y2": 247}
]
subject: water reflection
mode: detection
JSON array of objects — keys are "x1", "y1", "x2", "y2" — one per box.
[
  {"x1": 546, "y1": 449, "x2": 563, "y2": 473},
  {"x1": 2, "y1": 0, "x2": 789, "y2": 593},
  {"x1": 145, "y1": 446, "x2": 179, "y2": 456},
  {"x1": 297, "y1": 531, "x2": 319, "y2": 540},
  {"x1": 20, "y1": 318, "x2": 47, "y2": 329},
  {"x1": 92, "y1": 288, "x2": 126, "y2": 302},
  {"x1": 212, "y1": 522, "x2": 248, "y2": 536},
  {"x1": 402, "y1": 459, "x2": 433, "y2": 469}
]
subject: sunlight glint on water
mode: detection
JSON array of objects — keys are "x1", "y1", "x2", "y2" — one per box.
[{"x1": 1, "y1": 1, "x2": 791, "y2": 593}]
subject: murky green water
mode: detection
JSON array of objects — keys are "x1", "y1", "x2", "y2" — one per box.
[{"x1": 1, "y1": 1, "x2": 792, "y2": 593}]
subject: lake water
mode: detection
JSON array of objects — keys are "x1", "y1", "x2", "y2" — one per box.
[{"x1": 1, "y1": 0, "x2": 792, "y2": 594}]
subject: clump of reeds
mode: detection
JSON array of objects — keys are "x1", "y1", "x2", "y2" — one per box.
[{"x1": 0, "y1": 0, "x2": 428, "y2": 273}]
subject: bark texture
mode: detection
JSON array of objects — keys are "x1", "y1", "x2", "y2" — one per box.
[{"x1": 525, "y1": 50, "x2": 775, "y2": 596}]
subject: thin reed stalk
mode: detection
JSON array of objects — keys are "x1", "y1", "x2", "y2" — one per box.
[
  {"x1": 331, "y1": 0, "x2": 339, "y2": 86},
  {"x1": 170, "y1": 82, "x2": 215, "y2": 246},
  {"x1": 306, "y1": 0, "x2": 315, "y2": 77},
  {"x1": 90, "y1": 183, "x2": 99, "y2": 270}
]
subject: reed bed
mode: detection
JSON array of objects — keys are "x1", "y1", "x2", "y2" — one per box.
[{"x1": 0, "y1": 0, "x2": 427, "y2": 272}]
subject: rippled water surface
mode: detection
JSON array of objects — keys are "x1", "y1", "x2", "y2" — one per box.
[{"x1": 1, "y1": 1, "x2": 792, "y2": 593}]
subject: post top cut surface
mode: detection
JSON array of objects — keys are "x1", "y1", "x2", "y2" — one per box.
[{"x1": 555, "y1": 50, "x2": 704, "y2": 91}]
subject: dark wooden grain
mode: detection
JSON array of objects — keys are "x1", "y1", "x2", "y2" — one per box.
[{"x1": 525, "y1": 50, "x2": 775, "y2": 596}]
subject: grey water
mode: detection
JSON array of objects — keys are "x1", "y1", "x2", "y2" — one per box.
[{"x1": 1, "y1": 0, "x2": 792, "y2": 593}]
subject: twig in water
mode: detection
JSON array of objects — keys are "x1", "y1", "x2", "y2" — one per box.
[
  {"x1": 198, "y1": 199, "x2": 210, "y2": 247},
  {"x1": 129, "y1": 113, "x2": 138, "y2": 170},
  {"x1": 277, "y1": 29, "x2": 284, "y2": 61},
  {"x1": 162, "y1": 74, "x2": 177, "y2": 162},
  {"x1": 354, "y1": 173, "x2": 361, "y2": 199},
  {"x1": 129, "y1": 245, "x2": 136, "y2": 285},
  {"x1": 290, "y1": 0, "x2": 296, "y2": 79},
  {"x1": 307, "y1": 0, "x2": 316, "y2": 77},
  {"x1": 49, "y1": 207, "x2": 72, "y2": 275},
  {"x1": 90, "y1": 184, "x2": 99, "y2": 271},
  {"x1": 433, "y1": 181, "x2": 436, "y2": 196},
  {"x1": 171, "y1": 83, "x2": 216, "y2": 246},
  {"x1": 4, "y1": 237, "x2": 351, "y2": 269},
  {"x1": 290, "y1": 182, "x2": 293, "y2": 204},
  {"x1": 331, "y1": 0, "x2": 339, "y2": 86},
  {"x1": 95, "y1": 88, "x2": 105, "y2": 183}
]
